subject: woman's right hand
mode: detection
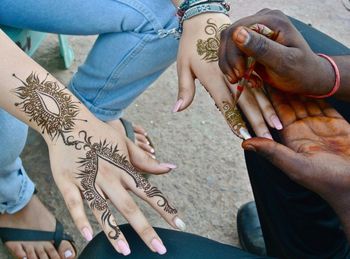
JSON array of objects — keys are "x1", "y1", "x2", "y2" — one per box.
[{"x1": 219, "y1": 9, "x2": 335, "y2": 97}]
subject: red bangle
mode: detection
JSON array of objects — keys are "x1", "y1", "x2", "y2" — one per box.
[{"x1": 307, "y1": 54, "x2": 340, "y2": 99}]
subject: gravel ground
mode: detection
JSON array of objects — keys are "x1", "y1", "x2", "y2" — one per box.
[{"x1": 0, "y1": 1, "x2": 349, "y2": 258}]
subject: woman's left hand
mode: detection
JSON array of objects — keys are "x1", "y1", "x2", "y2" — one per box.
[{"x1": 174, "y1": 13, "x2": 283, "y2": 139}]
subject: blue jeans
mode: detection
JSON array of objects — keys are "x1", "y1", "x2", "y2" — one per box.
[{"x1": 0, "y1": 0, "x2": 179, "y2": 213}]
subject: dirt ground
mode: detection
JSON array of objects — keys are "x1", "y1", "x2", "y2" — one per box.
[{"x1": 1, "y1": 0, "x2": 349, "y2": 258}]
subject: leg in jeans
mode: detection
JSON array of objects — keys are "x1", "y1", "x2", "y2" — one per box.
[
  {"x1": 0, "y1": 0, "x2": 179, "y2": 121},
  {"x1": 80, "y1": 224, "x2": 268, "y2": 259},
  {"x1": 0, "y1": 109, "x2": 34, "y2": 214},
  {"x1": 245, "y1": 18, "x2": 350, "y2": 259}
]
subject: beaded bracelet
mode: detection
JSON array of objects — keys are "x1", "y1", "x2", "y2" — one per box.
[
  {"x1": 177, "y1": 2, "x2": 230, "y2": 35},
  {"x1": 177, "y1": 0, "x2": 225, "y2": 17},
  {"x1": 307, "y1": 54, "x2": 340, "y2": 99}
]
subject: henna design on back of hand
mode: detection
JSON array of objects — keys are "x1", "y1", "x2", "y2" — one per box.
[
  {"x1": 13, "y1": 73, "x2": 177, "y2": 240},
  {"x1": 197, "y1": 19, "x2": 230, "y2": 62}
]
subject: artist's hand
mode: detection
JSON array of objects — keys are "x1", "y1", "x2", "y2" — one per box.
[
  {"x1": 175, "y1": 13, "x2": 282, "y2": 139},
  {"x1": 219, "y1": 9, "x2": 335, "y2": 96},
  {"x1": 242, "y1": 89, "x2": 350, "y2": 237},
  {"x1": 48, "y1": 119, "x2": 184, "y2": 255}
]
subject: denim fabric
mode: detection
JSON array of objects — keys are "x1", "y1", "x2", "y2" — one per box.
[
  {"x1": 1, "y1": 0, "x2": 179, "y2": 120},
  {"x1": 0, "y1": 110, "x2": 35, "y2": 214},
  {"x1": 0, "y1": 0, "x2": 178, "y2": 211}
]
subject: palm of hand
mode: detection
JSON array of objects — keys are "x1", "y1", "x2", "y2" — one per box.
[{"x1": 269, "y1": 92, "x2": 350, "y2": 208}]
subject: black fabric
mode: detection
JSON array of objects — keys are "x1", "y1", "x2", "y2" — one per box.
[
  {"x1": 244, "y1": 18, "x2": 350, "y2": 259},
  {"x1": 79, "y1": 225, "x2": 268, "y2": 259},
  {"x1": 0, "y1": 220, "x2": 74, "y2": 249}
]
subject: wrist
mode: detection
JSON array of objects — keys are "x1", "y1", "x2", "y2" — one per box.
[
  {"x1": 183, "y1": 12, "x2": 230, "y2": 31},
  {"x1": 308, "y1": 53, "x2": 336, "y2": 96}
]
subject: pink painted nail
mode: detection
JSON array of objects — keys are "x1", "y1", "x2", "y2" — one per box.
[
  {"x1": 151, "y1": 239, "x2": 167, "y2": 255},
  {"x1": 263, "y1": 133, "x2": 273, "y2": 140},
  {"x1": 82, "y1": 227, "x2": 93, "y2": 242},
  {"x1": 172, "y1": 99, "x2": 184, "y2": 113},
  {"x1": 160, "y1": 163, "x2": 177, "y2": 169},
  {"x1": 117, "y1": 240, "x2": 131, "y2": 256},
  {"x1": 271, "y1": 115, "x2": 283, "y2": 130}
]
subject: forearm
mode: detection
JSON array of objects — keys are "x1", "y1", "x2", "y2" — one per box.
[
  {"x1": 0, "y1": 30, "x2": 95, "y2": 143},
  {"x1": 332, "y1": 56, "x2": 350, "y2": 101}
]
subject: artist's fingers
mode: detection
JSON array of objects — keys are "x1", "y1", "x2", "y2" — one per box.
[
  {"x1": 267, "y1": 88, "x2": 297, "y2": 127},
  {"x1": 126, "y1": 138, "x2": 176, "y2": 174},
  {"x1": 317, "y1": 100, "x2": 344, "y2": 119},
  {"x1": 250, "y1": 86, "x2": 282, "y2": 130},
  {"x1": 286, "y1": 95, "x2": 308, "y2": 119},
  {"x1": 242, "y1": 137, "x2": 310, "y2": 183},
  {"x1": 175, "y1": 63, "x2": 196, "y2": 112},
  {"x1": 238, "y1": 88, "x2": 273, "y2": 139},
  {"x1": 58, "y1": 184, "x2": 93, "y2": 242},
  {"x1": 103, "y1": 185, "x2": 168, "y2": 255},
  {"x1": 219, "y1": 29, "x2": 245, "y2": 83},
  {"x1": 305, "y1": 99, "x2": 324, "y2": 116},
  {"x1": 121, "y1": 171, "x2": 185, "y2": 232}
]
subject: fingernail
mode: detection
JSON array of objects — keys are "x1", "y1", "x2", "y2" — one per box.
[
  {"x1": 235, "y1": 28, "x2": 250, "y2": 45},
  {"x1": 239, "y1": 128, "x2": 251, "y2": 140},
  {"x1": 23, "y1": 257, "x2": 27, "y2": 259},
  {"x1": 245, "y1": 145, "x2": 256, "y2": 152},
  {"x1": 174, "y1": 217, "x2": 186, "y2": 231},
  {"x1": 144, "y1": 132, "x2": 148, "y2": 136},
  {"x1": 64, "y1": 250, "x2": 73, "y2": 258},
  {"x1": 117, "y1": 240, "x2": 131, "y2": 256},
  {"x1": 225, "y1": 74, "x2": 233, "y2": 83},
  {"x1": 151, "y1": 155, "x2": 156, "y2": 160},
  {"x1": 160, "y1": 163, "x2": 177, "y2": 169},
  {"x1": 172, "y1": 99, "x2": 184, "y2": 113},
  {"x1": 263, "y1": 133, "x2": 273, "y2": 140},
  {"x1": 233, "y1": 68, "x2": 240, "y2": 79},
  {"x1": 82, "y1": 227, "x2": 93, "y2": 242},
  {"x1": 271, "y1": 115, "x2": 283, "y2": 130},
  {"x1": 150, "y1": 148, "x2": 155, "y2": 153},
  {"x1": 151, "y1": 239, "x2": 167, "y2": 255}
]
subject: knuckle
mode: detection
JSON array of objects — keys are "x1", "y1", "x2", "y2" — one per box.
[
  {"x1": 269, "y1": 9, "x2": 285, "y2": 17},
  {"x1": 119, "y1": 202, "x2": 138, "y2": 217},
  {"x1": 140, "y1": 225, "x2": 155, "y2": 239},
  {"x1": 65, "y1": 196, "x2": 82, "y2": 212}
]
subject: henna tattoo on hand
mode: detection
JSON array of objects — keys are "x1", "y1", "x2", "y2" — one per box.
[
  {"x1": 222, "y1": 101, "x2": 247, "y2": 138},
  {"x1": 13, "y1": 73, "x2": 177, "y2": 240},
  {"x1": 197, "y1": 19, "x2": 230, "y2": 62},
  {"x1": 13, "y1": 73, "x2": 86, "y2": 139}
]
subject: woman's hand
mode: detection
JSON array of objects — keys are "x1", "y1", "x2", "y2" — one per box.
[
  {"x1": 11, "y1": 72, "x2": 183, "y2": 256},
  {"x1": 219, "y1": 9, "x2": 335, "y2": 96},
  {"x1": 175, "y1": 13, "x2": 282, "y2": 139},
  {"x1": 242, "y1": 89, "x2": 350, "y2": 239}
]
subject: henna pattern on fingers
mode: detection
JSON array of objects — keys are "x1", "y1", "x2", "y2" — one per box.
[
  {"x1": 13, "y1": 73, "x2": 177, "y2": 241},
  {"x1": 197, "y1": 19, "x2": 229, "y2": 62},
  {"x1": 222, "y1": 101, "x2": 246, "y2": 138}
]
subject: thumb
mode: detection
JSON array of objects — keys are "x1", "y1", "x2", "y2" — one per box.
[
  {"x1": 174, "y1": 64, "x2": 196, "y2": 112},
  {"x1": 242, "y1": 137, "x2": 308, "y2": 182},
  {"x1": 125, "y1": 138, "x2": 176, "y2": 175},
  {"x1": 232, "y1": 26, "x2": 288, "y2": 70}
]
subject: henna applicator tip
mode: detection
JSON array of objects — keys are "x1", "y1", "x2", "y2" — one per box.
[{"x1": 239, "y1": 128, "x2": 252, "y2": 140}]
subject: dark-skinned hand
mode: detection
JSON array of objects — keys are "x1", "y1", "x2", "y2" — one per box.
[
  {"x1": 218, "y1": 9, "x2": 335, "y2": 96},
  {"x1": 242, "y1": 88, "x2": 350, "y2": 239}
]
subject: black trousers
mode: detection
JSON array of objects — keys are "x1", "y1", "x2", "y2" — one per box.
[{"x1": 79, "y1": 19, "x2": 350, "y2": 259}]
